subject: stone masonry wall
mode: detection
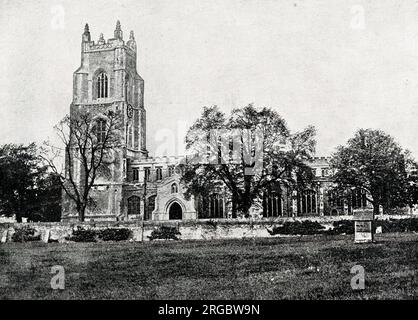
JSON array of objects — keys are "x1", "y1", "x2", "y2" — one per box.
[{"x1": 0, "y1": 215, "x2": 414, "y2": 244}]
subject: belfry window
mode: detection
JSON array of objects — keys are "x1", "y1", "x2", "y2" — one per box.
[
  {"x1": 125, "y1": 74, "x2": 130, "y2": 102},
  {"x1": 97, "y1": 72, "x2": 108, "y2": 98}
]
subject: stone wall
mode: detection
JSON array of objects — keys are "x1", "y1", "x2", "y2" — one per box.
[{"x1": 0, "y1": 214, "x2": 415, "y2": 244}]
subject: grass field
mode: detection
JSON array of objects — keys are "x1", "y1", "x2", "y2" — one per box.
[{"x1": 0, "y1": 233, "x2": 417, "y2": 299}]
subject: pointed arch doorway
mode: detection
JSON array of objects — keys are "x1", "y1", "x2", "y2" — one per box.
[{"x1": 168, "y1": 202, "x2": 183, "y2": 220}]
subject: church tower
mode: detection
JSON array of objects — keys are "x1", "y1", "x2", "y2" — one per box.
[
  {"x1": 63, "y1": 21, "x2": 148, "y2": 220},
  {"x1": 72, "y1": 21, "x2": 147, "y2": 158}
]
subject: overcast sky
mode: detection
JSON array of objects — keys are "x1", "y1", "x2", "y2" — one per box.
[{"x1": 1, "y1": 0, "x2": 418, "y2": 157}]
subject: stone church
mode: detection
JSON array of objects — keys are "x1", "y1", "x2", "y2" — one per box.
[{"x1": 62, "y1": 22, "x2": 369, "y2": 222}]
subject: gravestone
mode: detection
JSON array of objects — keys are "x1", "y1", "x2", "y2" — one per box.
[
  {"x1": 42, "y1": 229, "x2": 50, "y2": 243},
  {"x1": 132, "y1": 228, "x2": 143, "y2": 242},
  {"x1": 353, "y1": 209, "x2": 374, "y2": 243},
  {"x1": 1, "y1": 230, "x2": 7, "y2": 243}
]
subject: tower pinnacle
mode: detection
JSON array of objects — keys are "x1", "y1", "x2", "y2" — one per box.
[
  {"x1": 114, "y1": 20, "x2": 123, "y2": 39},
  {"x1": 127, "y1": 30, "x2": 137, "y2": 51},
  {"x1": 98, "y1": 33, "x2": 105, "y2": 44},
  {"x1": 82, "y1": 23, "x2": 91, "y2": 42}
]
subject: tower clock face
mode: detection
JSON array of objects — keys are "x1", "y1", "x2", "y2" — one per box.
[{"x1": 127, "y1": 104, "x2": 133, "y2": 118}]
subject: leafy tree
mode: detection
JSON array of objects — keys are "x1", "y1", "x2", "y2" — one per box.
[
  {"x1": 0, "y1": 143, "x2": 61, "y2": 222},
  {"x1": 29, "y1": 172, "x2": 62, "y2": 222},
  {"x1": 181, "y1": 105, "x2": 316, "y2": 217},
  {"x1": 43, "y1": 109, "x2": 122, "y2": 221},
  {"x1": 330, "y1": 129, "x2": 415, "y2": 215}
]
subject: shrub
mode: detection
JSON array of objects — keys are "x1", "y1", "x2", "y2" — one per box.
[
  {"x1": 148, "y1": 226, "x2": 181, "y2": 240},
  {"x1": 66, "y1": 227, "x2": 97, "y2": 242},
  {"x1": 12, "y1": 226, "x2": 41, "y2": 242},
  {"x1": 326, "y1": 220, "x2": 354, "y2": 235},
  {"x1": 98, "y1": 228, "x2": 131, "y2": 241},
  {"x1": 206, "y1": 219, "x2": 218, "y2": 229},
  {"x1": 376, "y1": 218, "x2": 418, "y2": 233},
  {"x1": 407, "y1": 218, "x2": 418, "y2": 231},
  {"x1": 268, "y1": 220, "x2": 325, "y2": 235},
  {"x1": 267, "y1": 218, "x2": 418, "y2": 237}
]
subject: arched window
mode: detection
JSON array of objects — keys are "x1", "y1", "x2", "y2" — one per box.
[
  {"x1": 127, "y1": 196, "x2": 140, "y2": 215},
  {"x1": 125, "y1": 74, "x2": 130, "y2": 102},
  {"x1": 156, "y1": 167, "x2": 162, "y2": 180},
  {"x1": 95, "y1": 119, "x2": 107, "y2": 144},
  {"x1": 171, "y1": 183, "x2": 178, "y2": 194},
  {"x1": 351, "y1": 188, "x2": 367, "y2": 209},
  {"x1": 146, "y1": 195, "x2": 156, "y2": 220},
  {"x1": 297, "y1": 189, "x2": 317, "y2": 216},
  {"x1": 168, "y1": 166, "x2": 175, "y2": 177},
  {"x1": 134, "y1": 109, "x2": 139, "y2": 150},
  {"x1": 97, "y1": 72, "x2": 108, "y2": 98},
  {"x1": 209, "y1": 194, "x2": 224, "y2": 218},
  {"x1": 128, "y1": 125, "x2": 133, "y2": 148},
  {"x1": 263, "y1": 191, "x2": 282, "y2": 217}
]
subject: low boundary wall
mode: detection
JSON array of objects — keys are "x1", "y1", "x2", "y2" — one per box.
[{"x1": 0, "y1": 214, "x2": 415, "y2": 243}]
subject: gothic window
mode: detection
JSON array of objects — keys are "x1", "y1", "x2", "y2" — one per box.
[
  {"x1": 95, "y1": 119, "x2": 107, "y2": 144},
  {"x1": 263, "y1": 191, "x2": 282, "y2": 217},
  {"x1": 124, "y1": 74, "x2": 129, "y2": 102},
  {"x1": 209, "y1": 194, "x2": 224, "y2": 218},
  {"x1": 132, "y1": 168, "x2": 139, "y2": 182},
  {"x1": 127, "y1": 196, "x2": 140, "y2": 215},
  {"x1": 168, "y1": 166, "x2": 175, "y2": 177},
  {"x1": 197, "y1": 194, "x2": 224, "y2": 218},
  {"x1": 351, "y1": 188, "x2": 367, "y2": 209},
  {"x1": 145, "y1": 195, "x2": 156, "y2": 220},
  {"x1": 134, "y1": 110, "x2": 139, "y2": 150},
  {"x1": 171, "y1": 183, "x2": 178, "y2": 194},
  {"x1": 97, "y1": 72, "x2": 108, "y2": 98},
  {"x1": 128, "y1": 125, "x2": 133, "y2": 148},
  {"x1": 297, "y1": 190, "x2": 318, "y2": 215},
  {"x1": 156, "y1": 167, "x2": 162, "y2": 180},
  {"x1": 144, "y1": 167, "x2": 151, "y2": 182}
]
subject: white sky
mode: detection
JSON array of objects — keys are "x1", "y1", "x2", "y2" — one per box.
[{"x1": 1, "y1": 0, "x2": 418, "y2": 157}]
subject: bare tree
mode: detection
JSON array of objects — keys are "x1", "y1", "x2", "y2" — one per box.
[{"x1": 42, "y1": 109, "x2": 122, "y2": 221}]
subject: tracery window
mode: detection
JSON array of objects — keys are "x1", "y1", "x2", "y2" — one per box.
[
  {"x1": 95, "y1": 119, "x2": 107, "y2": 144},
  {"x1": 97, "y1": 72, "x2": 108, "y2": 98}
]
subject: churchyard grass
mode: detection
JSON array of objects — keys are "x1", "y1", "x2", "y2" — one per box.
[{"x1": 0, "y1": 233, "x2": 416, "y2": 299}]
